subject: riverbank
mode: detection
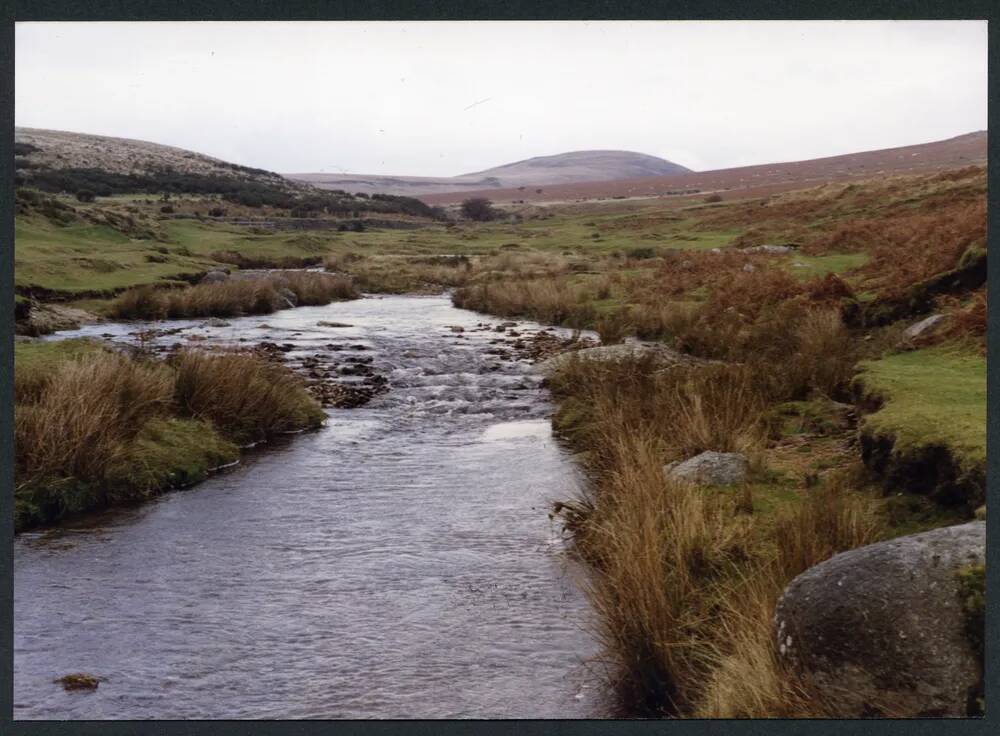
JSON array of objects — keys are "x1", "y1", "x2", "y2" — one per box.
[{"x1": 429, "y1": 168, "x2": 987, "y2": 716}]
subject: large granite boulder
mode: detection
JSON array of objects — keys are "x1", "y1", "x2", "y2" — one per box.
[
  {"x1": 773, "y1": 521, "x2": 985, "y2": 717},
  {"x1": 664, "y1": 451, "x2": 748, "y2": 486}
]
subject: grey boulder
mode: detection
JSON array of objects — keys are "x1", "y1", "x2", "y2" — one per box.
[
  {"x1": 200, "y1": 270, "x2": 229, "y2": 284},
  {"x1": 903, "y1": 313, "x2": 946, "y2": 341},
  {"x1": 773, "y1": 521, "x2": 985, "y2": 717},
  {"x1": 664, "y1": 451, "x2": 748, "y2": 486}
]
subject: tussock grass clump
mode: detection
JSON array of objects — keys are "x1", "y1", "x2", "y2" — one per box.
[
  {"x1": 583, "y1": 432, "x2": 755, "y2": 714},
  {"x1": 272, "y1": 271, "x2": 358, "y2": 305},
  {"x1": 453, "y1": 277, "x2": 597, "y2": 328},
  {"x1": 109, "y1": 272, "x2": 357, "y2": 319},
  {"x1": 171, "y1": 350, "x2": 325, "y2": 445},
  {"x1": 16, "y1": 349, "x2": 175, "y2": 486},
  {"x1": 771, "y1": 470, "x2": 885, "y2": 582},
  {"x1": 14, "y1": 341, "x2": 325, "y2": 530},
  {"x1": 552, "y1": 357, "x2": 766, "y2": 464}
]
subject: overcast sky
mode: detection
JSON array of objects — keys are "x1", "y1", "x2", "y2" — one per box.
[{"x1": 15, "y1": 21, "x2": 988, "y2": 176}]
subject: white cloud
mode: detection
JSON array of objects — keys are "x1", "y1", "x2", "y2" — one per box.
[{"x1": 14, "y1": 20, "x2": 987, "y2": 175}]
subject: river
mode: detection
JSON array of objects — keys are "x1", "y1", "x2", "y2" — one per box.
[{"x1": 14, "y1": 294, "x2": 604, "y2": 719}]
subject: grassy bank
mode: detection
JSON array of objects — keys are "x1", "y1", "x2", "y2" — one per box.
[{"x1": 14, "y1": 340, "x2": 326, "y2": 531}]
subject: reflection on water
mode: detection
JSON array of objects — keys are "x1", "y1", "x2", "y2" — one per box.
[{"x1": 14, "y1": 295, "x2": 604, "y2": 719}]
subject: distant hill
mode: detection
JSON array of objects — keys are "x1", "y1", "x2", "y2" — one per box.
[
  {"x1": 13, "y1": 127, "x2": 442, "y2": 220},
  {"x1": 14, "y1": 127, "x2": 295, "y2": 190},
  {"x1": 287, "y1": 150, "x2": 692, "y2": 196},
  {"x1": 419, "y1": 131, "x2": 989, "y2": 206}
]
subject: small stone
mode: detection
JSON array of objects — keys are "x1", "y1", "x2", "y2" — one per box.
[
  {"x1": 664, "y1": 451, "x2": 749, "y2": 486},
  {"x1": 903, "y1": 313, "x2": 946, "y2": 340}
]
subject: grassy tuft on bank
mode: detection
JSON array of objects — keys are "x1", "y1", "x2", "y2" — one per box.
[
  {"x1": 855, "y1": 346, "x2": 986, "y2": 471},
  {"x1": 14, "y1": 340, "x2": 325, "y2": 530}
]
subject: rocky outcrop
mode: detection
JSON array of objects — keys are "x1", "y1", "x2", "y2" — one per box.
[
  {"x1": 664, "y1": 451, "x2": 748, "y2": 486},
  {"x1": 535, "y1": 341, "x2": 709, "y2": 376},
  {"x1": 773, "y1": 521, "x2": 986, "y2": 717},
  {"x1": 15, "y1": 302, "x2": 102, "y2": 336}
]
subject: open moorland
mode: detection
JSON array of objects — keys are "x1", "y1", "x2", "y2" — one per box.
[{"x1": 12, "y1": 127, "x2": 987, "y2": 719}]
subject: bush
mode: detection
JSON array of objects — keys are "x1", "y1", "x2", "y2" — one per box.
[
  {"x1": 75, "y1": 189, "x2": 96, "y2": 203},
  {"x1": 460, "y1": 197, "x2": 499, "y2": 222},
  {"x1": 704, "y1": 193, "x2": 723, "y2": 203},
  {"x1": 160, "y1": 204, "x2": 175, "y2": 214}
]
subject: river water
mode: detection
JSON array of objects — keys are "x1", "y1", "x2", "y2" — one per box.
[{"x1": 14, "y1": 295, "x2": 604, "y2": 719}]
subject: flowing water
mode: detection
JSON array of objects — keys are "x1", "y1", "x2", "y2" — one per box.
[{"x1": 14, "y1": 295, "x2": 605, "y2": 719}]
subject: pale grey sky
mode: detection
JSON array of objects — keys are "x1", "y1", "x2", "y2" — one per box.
[{"x1": 15, "y1": 21, "x2": 988, "y2": 176}]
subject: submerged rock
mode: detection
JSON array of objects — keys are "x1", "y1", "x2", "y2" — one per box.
[
  {"x1": 773, "y1": 521, "x2": 985, "y2": 718},
  {"x1": 664, "y1": 451, "x2": 748, "y2": 486}
]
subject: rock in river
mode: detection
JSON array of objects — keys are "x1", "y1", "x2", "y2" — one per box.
[
  {"x1": 773, "y1": 521, "x2": 985, "y2": 717},
  {"x1": 664, "y1": 451, "x2": 748, "y2": 486}
]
